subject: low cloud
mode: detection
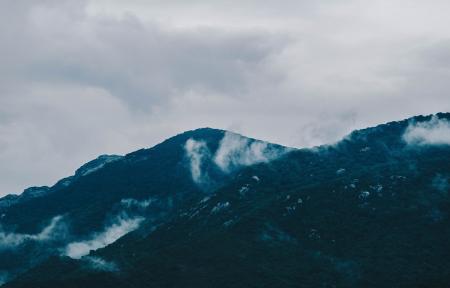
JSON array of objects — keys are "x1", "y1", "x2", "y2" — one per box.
[
  {"x1": 184, "y1": 132, "x2": 291, "y2": 184},
  {"x1": 403, "y1": 116, "x2": 450, "y2": 146},
  {"x1": 184, "y1": 138, "x2": 211, "y2": 184},
  {"x1": 64, "y1": 214, "x2": 143, "y2": 259},
  {"x1": 82, "y1": 256, "x2": 119, "y2": 272},
  {"x1": 0, "y1": 215, "x2": 64, "y2": 248},
  {"x1": 214, "y1": 132, "x2": 289, "y2": 172}
]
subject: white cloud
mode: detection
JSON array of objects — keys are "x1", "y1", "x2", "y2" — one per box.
[
  {"x1": 83, "y1": 256, "x2": 119, "y2": 272},
  {"x1": 64, "y1": 214, "x2": 143, "y2": 259},
  {"x1": 403, "y1": 116, "x2": 450, "y2": 145},
  {"x1": 184, "y1": 132, "x2": 290, "y2": 186},
  {"x1": 184, "y1": 138, "x2": 211, "y2": 184},
  {"x1": 214, "y1": 132, "x2": 289, "y2": 172},
  {"x1": 2, "y1": 0, "x2": 450, "y2": 195},
  {"x1": 0, "y1": 215, "x2": 64, "y2": 248}
]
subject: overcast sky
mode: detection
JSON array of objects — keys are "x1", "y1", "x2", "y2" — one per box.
[{"x1": 1, "y1": 0, "x2": 449, "y2": 195}]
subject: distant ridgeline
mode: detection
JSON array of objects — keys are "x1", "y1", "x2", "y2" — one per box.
[{"x1": 1, "y1": 113, "x2": 450, "y2": 288}]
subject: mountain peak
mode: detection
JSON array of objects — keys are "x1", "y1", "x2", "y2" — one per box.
[{"x1": 74, "y1": 155, "x2": 123, "y2": 177}]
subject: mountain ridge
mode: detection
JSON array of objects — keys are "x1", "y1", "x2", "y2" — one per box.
[
  {"x1": 3, "y1": 112, "x2": 449, "y2": 200},
  {"x1": 1, "y1": 113, "x2": 450, "y2": 287},
  {"x1": 0, "y1": 126, "x2": 290, "y2": 285}
]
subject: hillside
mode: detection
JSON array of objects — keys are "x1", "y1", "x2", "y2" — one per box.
[{"x1": 2, "y1": 113, "x2": 450, "y2": 287}]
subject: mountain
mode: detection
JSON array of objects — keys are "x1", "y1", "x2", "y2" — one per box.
[
  {"x1": 1, "y1": 113, "x2": 450, "y2": 287},
  {"x1": 0, "y1": 128, "x2": 287, "y2": 285}
]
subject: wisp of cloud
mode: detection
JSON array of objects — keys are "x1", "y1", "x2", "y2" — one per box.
[
  {"x1": 184, "y1": 138, "x2": 211, "y2": 184},
  {"x1": 184, "y1": 132, "x2": 291, "y2": 184},
  {"x1": 0, "y1": 216, "x2": 64, "y2": 248},
  {"x1": 64, "y1": 214, "x2": 143, "y2": 259},
  {"x1": 82, "y1": 256, "x2": 119, "y2": 272},
  {"x1": 214, "y1": 132, "x2": 288, "y2": 172},
  {"x1": 403, "y1": 116, "x2": 450, "y2": 146}
]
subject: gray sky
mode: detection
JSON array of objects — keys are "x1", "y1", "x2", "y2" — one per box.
[{"x1": 1, "y1": 0, "x2": 449, "y2": 195}]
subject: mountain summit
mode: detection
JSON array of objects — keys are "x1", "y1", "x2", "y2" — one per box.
[{"x1": 1, "y1": 113, "x2": 450, "y2": 287}]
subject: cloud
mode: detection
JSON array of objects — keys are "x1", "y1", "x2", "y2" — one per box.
[
  {"x1": 2, "y1": 0, "x2": 450, "y2": 195},
  {"x1": 0, "y1": 215, "x2": 64, "y2": 248},
  {"x1": 0, "y1": 0, "x2": 286, "y2": 196},
  {"x1": 63, "y1": 196, "x2": 164, "y2": 259},
  {"x1": 403, "y1": 116, "x2": 450, "y2": 146},
  {"x1": 184, "y1": 132, "x2": 291, "y2": 186},
  {"x1": 184, "y1": 138, "x2": 211, "y2": 184},
  {"x1": 64, "y1": 214, "x2": 143, "y2": 259},
  {"x1": 213, "y1": 132, "x2": 289, "y2": 172},
  {"x1": 82, "y1": 256, "x2": 119, "y2": 272}
]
